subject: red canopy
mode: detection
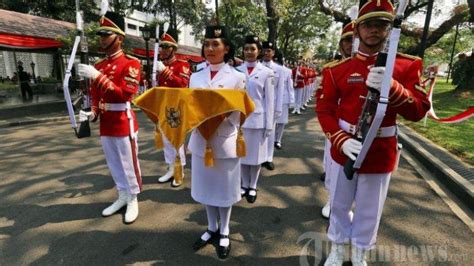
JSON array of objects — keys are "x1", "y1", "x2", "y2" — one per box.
[
  {"x1": 132, "y1": 48, "x2": 204, "y2": 63},
  {"x1": 0, "y1": 32, "x2": 63, "y2": 49}
]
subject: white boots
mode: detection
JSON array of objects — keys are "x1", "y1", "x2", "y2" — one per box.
[
  {"x1": 324, "y1": 243, "x2": 368, "y2": 266},
  {"x1": 158, "y1": 164, "x2": 184, "y2": 187},
  {"x1": 158, "y1": 164, "x2": 175, "y2": 183},
  {"x1": 124, "y1": 194, "x2": 139, "y2": 224},
  {"x1": 102, "y1": 190, "x2": 127, "y2": 217},
  {"x1": 324, "y1": 243, "x2": 345, "y2": 266},
  {"x1": 321, "y1": 201, "x2": 331, "y2": 219},
  {"x1": 102, "y1": 190, "x2": 139, "y2": 224}
]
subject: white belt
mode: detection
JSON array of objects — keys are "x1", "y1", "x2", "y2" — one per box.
[
  {"x1": 338, "y1": 119, "x2": 397, "y2": 138},
  {"x1": 100, "y1": 102, "x2": 131, "y2": 111}
]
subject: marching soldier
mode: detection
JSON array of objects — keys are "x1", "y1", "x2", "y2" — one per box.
[
  {"x1": 274, "y1": 53, "x2": 295, "y2": 149},
  {"x1": 317, "y1": 0, "x2": 430, "y2": 264},
  {"x1": 77, "y1": 11, "x2": 142, "y2": 224},
  {"x1": 292, "y1": 60, "x2": 306, "y2": 115},
  {"x1": 320, "y1": 19, "x2": 356, "y2": 219},
  {"x1": 188, "y1": 25, "x2": 246, "y2": 259},
  {"x1": 261, "y1": 41, "x2": 285, "y2": 170},
  {"x1": 155, "y1": 32, "x2": 191, "y2": 187},
  {"x1": 237, "y1": 35, "x2": 275, "y2": 203}
]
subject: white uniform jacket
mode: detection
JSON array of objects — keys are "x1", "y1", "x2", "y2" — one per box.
[
  {"x1": 187, "y1": 63, "x2": 247, "y2": 159},
  {"x1": 237, "y1": 62, "x2": 275, "y2": 130},
  {"x1": 262, "y1": 60, "x2": 285, "y2": 116},
  {"x1": 283, "y1": 66, "x2": 295, "y2": 105}
]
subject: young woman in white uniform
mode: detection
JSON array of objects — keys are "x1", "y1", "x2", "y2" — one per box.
[
  {"x1": 236, "y1": 35, "x2": 274, "y2": 203},
  {"x1": 188, "y1": 25, "x2": 246, "y2": 259}
]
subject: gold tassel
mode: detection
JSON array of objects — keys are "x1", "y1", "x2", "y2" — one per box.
[
  {"x1": 204, "y1": 143, "x2": 214, "y2": 167},
  {"x1": 154, "y1": 126, "x2": 164, "y2": 149},
  {"x1": 236, "y1": 128, "x2": 246, "y2": 157},
  {"x1": 174, "y1": 155, "x2": 183, "y2": 185}
]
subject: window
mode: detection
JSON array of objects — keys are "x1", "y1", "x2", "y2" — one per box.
[{"x1": 128, "y1": 24, "x2": 137, "y2": 30}]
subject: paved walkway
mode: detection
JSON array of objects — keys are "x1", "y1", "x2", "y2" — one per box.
[{"x1": 0, "y1": 104, "x2": 472, "y2": 265}]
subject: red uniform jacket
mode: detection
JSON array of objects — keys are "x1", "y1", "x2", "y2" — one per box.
[
  {"x1": 316, "y1": 52, "x2": 430, "y2": 173},
  {"x1": 90, "y1": 51, "x2": 141, "y2": 137},
  {"x1": 157, "y1": 57, "x2": 190, "y2": 88},
  {"x1": 292, "y1": 66, "x2": 306, "y2": 89}
]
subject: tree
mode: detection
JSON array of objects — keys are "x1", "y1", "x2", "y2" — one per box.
[
  {"x1": 0, "y1": 0, "x2": 99, "y2": 23},
  {"x1": 218, "y1": 0, "x2": 267, "y2": 55},
  {"x1": 317, "y1": 0, "x2": 471, "y2": 56},
  {"x1": 276, "y1": 0, "x2": 332, "y2": 61}
]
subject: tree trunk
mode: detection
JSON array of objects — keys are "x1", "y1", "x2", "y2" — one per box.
[{"x1": 265, "y1": 0, "x2": 278, "y2": 45}]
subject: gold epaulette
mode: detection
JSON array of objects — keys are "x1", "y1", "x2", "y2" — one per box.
[
  {"x1": 325, "y1": 57, "x2": 350, "y2": 69},
  {"x1": 94, "y1": 58, "x2": 106, "y2": 65},
  {"x1": 397, "y1": 52, "x2": 421, "y2": 61},
  {"x1": 323, "y1": 60, "x2": 339, "y2": 69},
  {"x1": 125, "y1": 54, "x2": 140, "y2": 62}
]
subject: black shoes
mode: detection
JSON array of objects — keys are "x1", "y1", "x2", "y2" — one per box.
[
  {"x1": 217, "y1": 235, "x2": 231, "y2": 259},
  {"x1": 246, "y1": 188, "x2": 257, "y2": 203},
  {"x1": 193, "y1": 229, "x2": 218, "y2": 251},
  {"x1": 261, "y1": 161, "x2": 275, "y2": 170},
  {"x1": 320, "y1": 172, "x2": 326, "y2": 182},
  {"x1": 274, "y1": 142, "x2": 282, "y2": 150}
]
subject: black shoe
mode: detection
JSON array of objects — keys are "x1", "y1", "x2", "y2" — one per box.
[
  {"x1": 246, "y1": 188, "x2": 257, "y2": 203},
  {"x1": 274, "y1": 142, "x2": 282, "y2": 150},
  {"x1": 266, "y1": 162, "x2": 275, "y2": 170},
  {"x1": 241, "y1": 186, "x2": 249, "y2": 197},
  {"x1": 320, "y1": 172, "x2": 326, "y2": 182},
  {"x1": 217, "y1": 235, "x2": 231, "y2": 259},
  {"x1": 193, "y1": 229, "x2": 218, "y2": 251}
]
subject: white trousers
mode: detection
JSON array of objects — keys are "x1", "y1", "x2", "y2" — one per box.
[
  {"x1": 162, "y1": 132, "x2": 186, "y2": 166},
  {"x1": 328, "y1": 161, "x2": 391, "y2": 250},
  {"x1": 294, "y1": 89, "x2": 304, "y2": 109},
  {"x1": 101, "y1": 133, "x2": 142, "y2": 195},
  {"x1": 275, "y1": 123, "x2": 285, "y2": 143},
  {"x1": 266, "y1": 122, "x2": 277, "y2": 162}
]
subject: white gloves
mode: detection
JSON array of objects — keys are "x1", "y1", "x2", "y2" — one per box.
[
  {"x1": 366, "y1": 66, "x2": 385, "y2": 92},
  {"x1": 79, "y1": 110, "x2": 94, "y2": 122},
  {"x1": 341, "y1": 138, "x2": 362, "y2": 160},
  {"x1": 156, "y1": 61, "x2": 166, "y2": 73},
  {"x1": 264, "y1": 128, "x2": 273, "y2": 138},
  {"x1": 78, "y1": 64, "x2": 100, "y2": 80}
]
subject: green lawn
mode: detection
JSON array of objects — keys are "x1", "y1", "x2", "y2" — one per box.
[{"x1": 402, "y1": 79, "x2": 473, "y2": 165}]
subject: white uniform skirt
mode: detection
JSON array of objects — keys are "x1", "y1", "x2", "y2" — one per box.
[
  {"x1": 277, "y1": 104, "x2": 290, "y2": 124},
  {"x1": 191, "y1": 155, "x2": 242, "y2": 207},
  {"x1": 241, "y1": 128, "x2": 268, "y2": 165}
]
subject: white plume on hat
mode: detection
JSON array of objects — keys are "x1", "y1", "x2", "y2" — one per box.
[{"x1": 100, "y1": 0, "x2": 109, "y2": 16}]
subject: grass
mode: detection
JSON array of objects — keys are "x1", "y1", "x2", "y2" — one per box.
[{"x1": 402, "y1": 79, "x2": 473, "y2": 165}]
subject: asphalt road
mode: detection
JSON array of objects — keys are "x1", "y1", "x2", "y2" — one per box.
[{"x1": 0, "y1": 105, "x2": 472, "y2": 265}]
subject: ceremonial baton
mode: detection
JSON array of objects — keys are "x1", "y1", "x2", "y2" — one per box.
[
  {"x1": 62, "y1": 0, "x2": 92, "y2": 138},
  {"x1": 151, "y1": 22, "x2": 169, "y2": 87}
]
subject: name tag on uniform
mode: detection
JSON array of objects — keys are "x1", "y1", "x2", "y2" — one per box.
[{"x1": 347, "y1": 73, "x2": 364, "y2": 84}]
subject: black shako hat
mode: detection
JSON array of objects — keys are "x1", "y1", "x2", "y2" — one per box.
[
  {"x1": 262, "y1": 41, "x2": 276, "y2": 50},
  {"x1": 244, "y1": 35, "x2": 261, "y2": 44},
  {"x1": 204, "y1": 25, "x2": 228, "y2": 39},
  {"x1": 97, "y1": 11, "x2": 125, "y2": 36}
]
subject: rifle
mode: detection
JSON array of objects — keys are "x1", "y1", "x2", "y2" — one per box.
[
  {"x1": 62, "y1": 0, "x2": 91, "y2": 138},
  {"x1": 151, "y1": 22, "x2": 170, "y2": 87},
  {"x1": 344, "y1": 0, "x2": 409, "y2": 179}
]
